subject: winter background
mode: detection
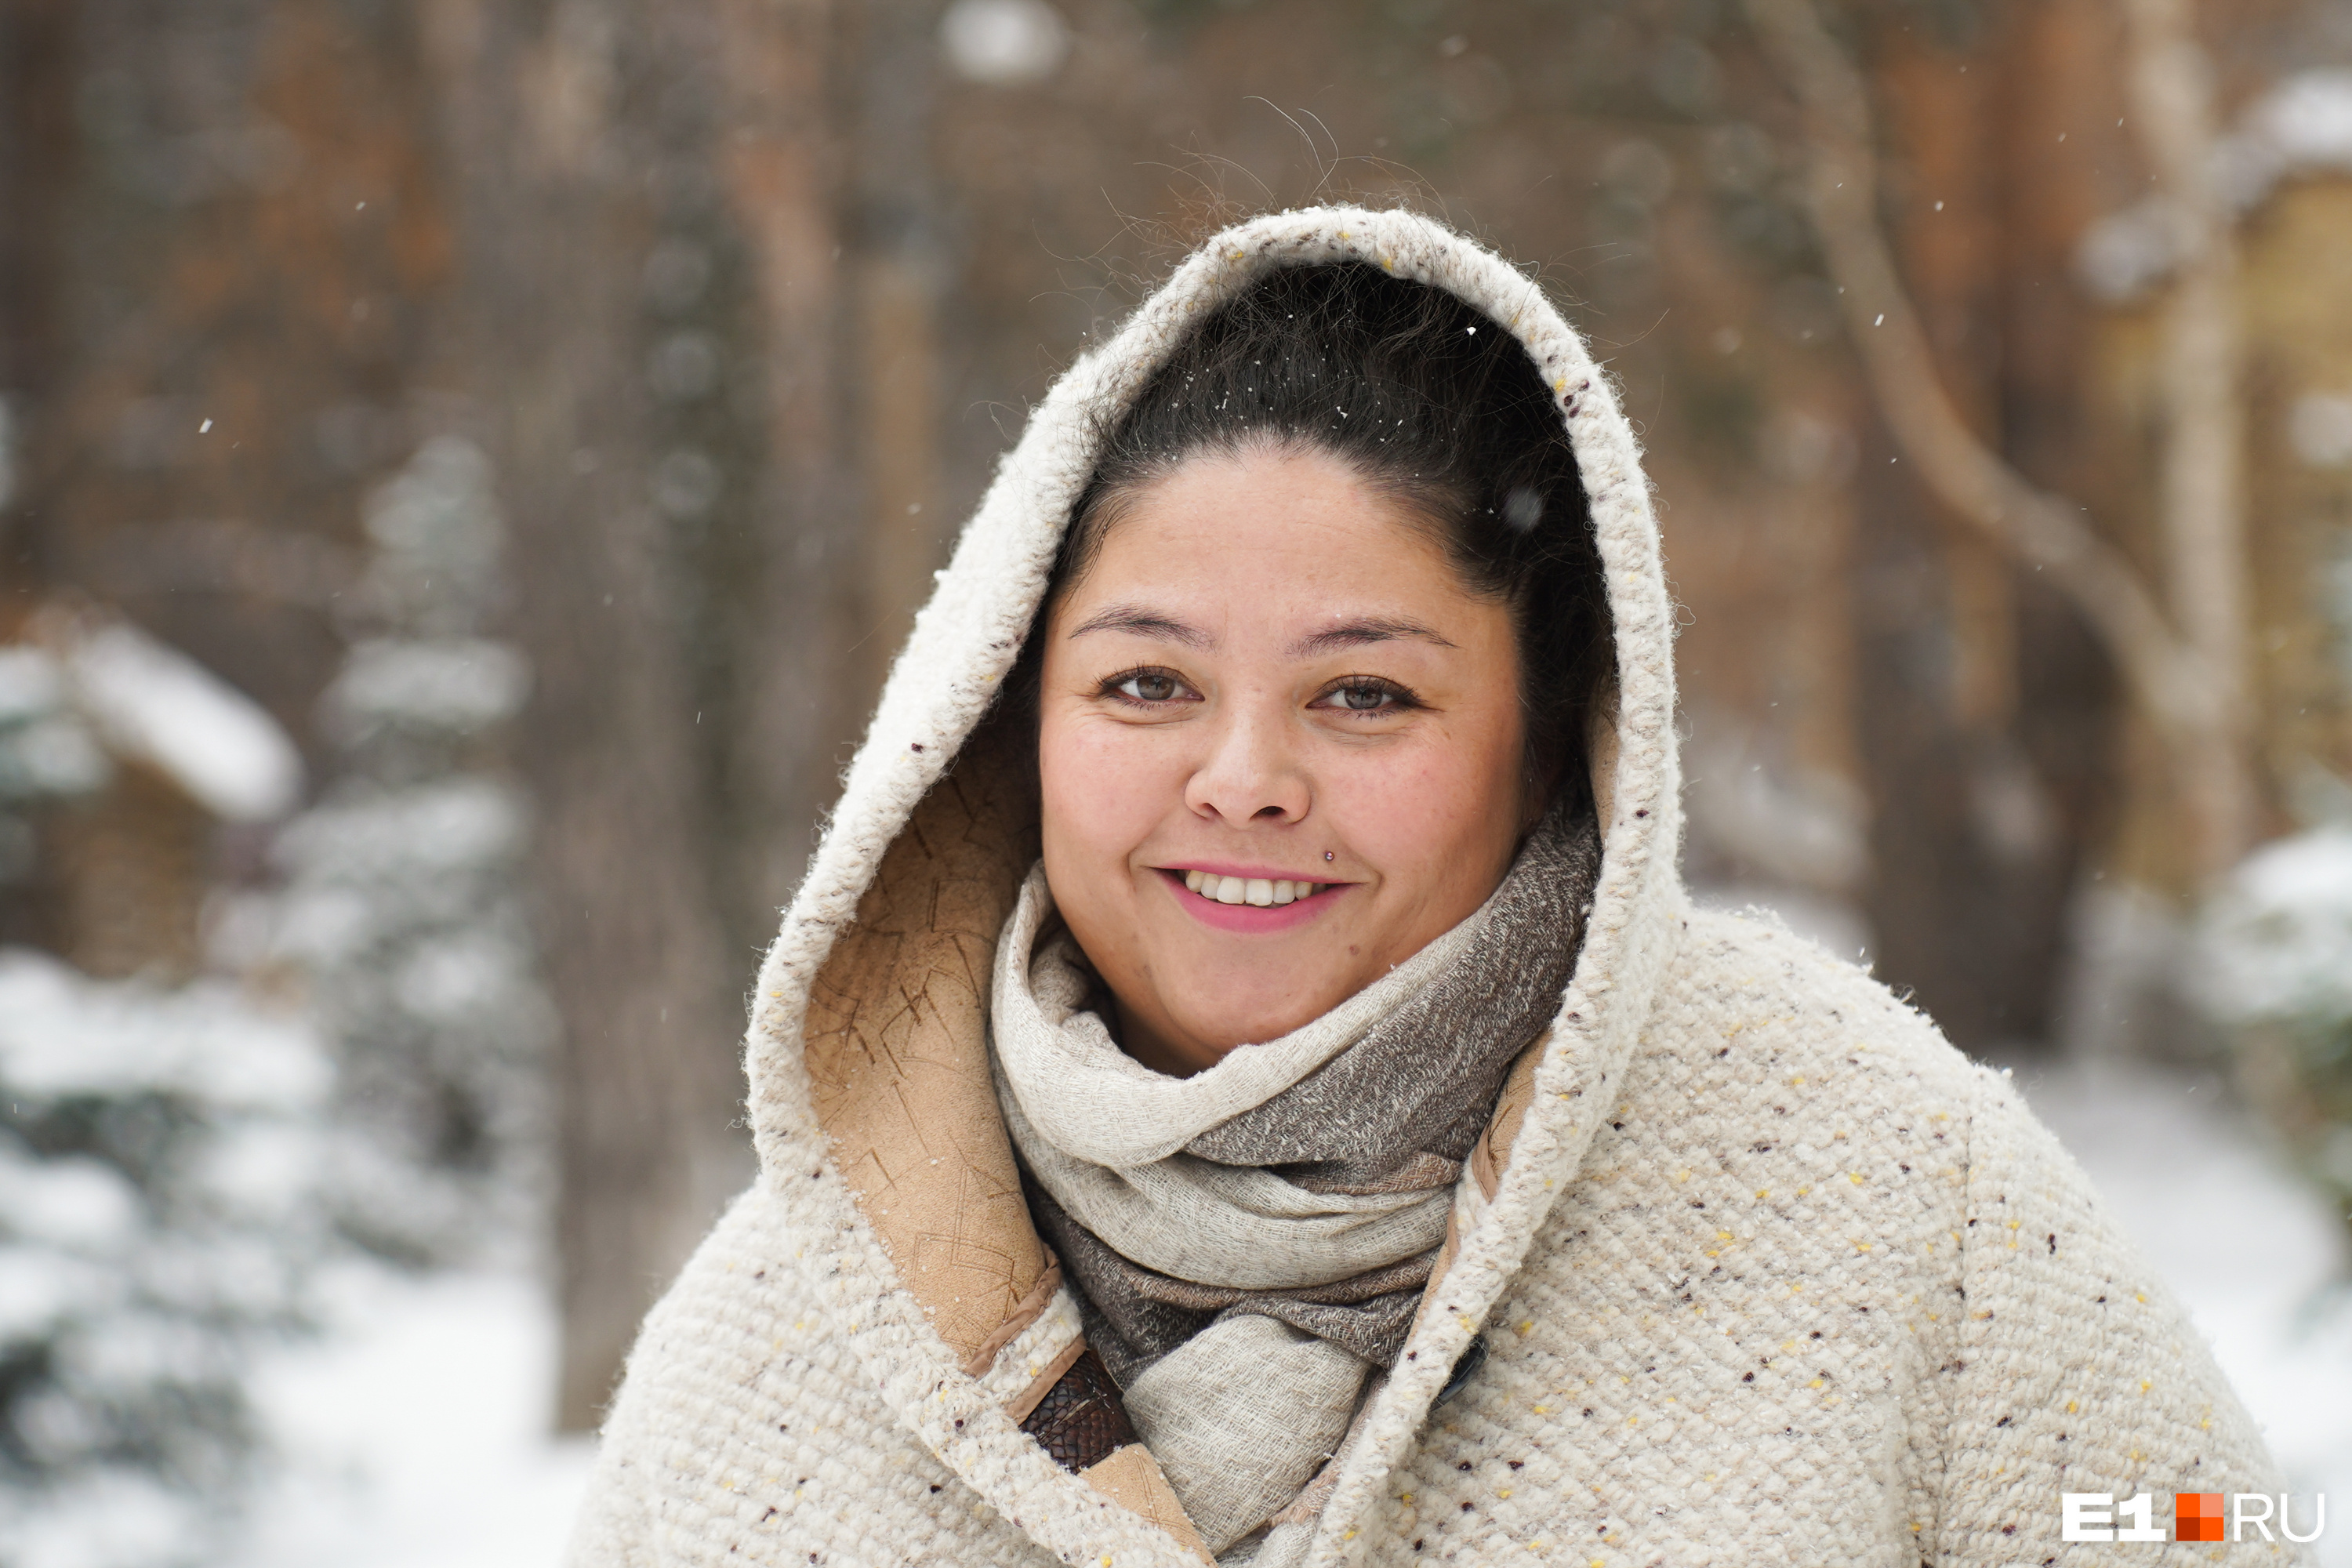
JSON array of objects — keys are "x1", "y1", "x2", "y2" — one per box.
[
  {"x1": 6, "y1": 459, "x2": 2350, "y2": 1560},
  {"x1": 5, "y1": 1, "x2": 2352, "y2": 1563}
]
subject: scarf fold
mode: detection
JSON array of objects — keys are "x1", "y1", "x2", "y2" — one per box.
[{"x1": 990, "y1": 804, "x2": 1599, "y2": 1555}]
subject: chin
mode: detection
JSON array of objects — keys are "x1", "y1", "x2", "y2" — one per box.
[
  {"x1": 1155, "y1": 933, "x2": 1352, "y2": 1043},
  {"x1": 1177, "y1": 993, "x2": 1331, "y2": 1054}
]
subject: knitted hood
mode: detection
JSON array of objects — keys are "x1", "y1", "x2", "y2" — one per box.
[{"x1": 739, "y1": 206, "x2": 1686, "y2": 1565}]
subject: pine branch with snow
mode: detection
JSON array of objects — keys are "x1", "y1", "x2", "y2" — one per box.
[
  {"x1": 250, "y1": 437, "x2": 555, "y2": 1265},
  {"x1": 0, "y1": 953, "x2": 333, "y2": 1568}
]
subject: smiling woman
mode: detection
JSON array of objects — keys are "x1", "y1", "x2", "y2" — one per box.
[
  {"x1": 568, "y1": 210, "x2": 2284, "y2": 1568},
  {"x1": 1023, "y1": 261, "x2": 1608, "y2": 1084}
]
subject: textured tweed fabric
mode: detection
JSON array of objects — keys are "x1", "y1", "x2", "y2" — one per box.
[{"x1": 565, "y1": 207, "x2": 2296, "y2": 1568}]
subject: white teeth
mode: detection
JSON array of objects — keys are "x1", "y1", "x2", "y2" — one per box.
[{"x1": 1183, "y1": 873, "x2": 1325, "y2": 906}]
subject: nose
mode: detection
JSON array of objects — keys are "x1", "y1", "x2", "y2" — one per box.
[{"x1": 1183, "y1": 702, "x2": 1310, "y2": 826}]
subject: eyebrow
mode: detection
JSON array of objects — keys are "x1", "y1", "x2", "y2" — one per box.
[
  {"x1": 1288, "y1": 617, "x2": 1457, "y2": 658},
  {"x1": 1065, "y1": 604, "x2": 1212, "y2": 647},
  {"x1": 1063, "y1": 607, "x2": 1457, "y2": 657}
]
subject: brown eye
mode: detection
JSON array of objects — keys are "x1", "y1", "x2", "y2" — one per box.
[
  {"x1": 1115, "y1": 670, "x2": 1184, "y2": 702},
  {"x1": 1311, "y1": 677, "x2": 1417, "y2": 715}
]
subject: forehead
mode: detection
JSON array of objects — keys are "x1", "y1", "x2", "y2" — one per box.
[{"x1": 1065, "y1": 446, "x2": 1473, "y2": 612}]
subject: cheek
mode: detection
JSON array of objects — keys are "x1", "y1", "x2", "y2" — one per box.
[
  {"x1": 1325, "y1": 708, "x2": 1526, "y2": 866},
  {"x1": 1037, "y1": 713, "x2": 1185, "y2": 868}
]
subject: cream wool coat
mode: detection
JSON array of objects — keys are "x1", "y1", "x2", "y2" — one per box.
[{"x1": 566, "y1": 208, "x2": 2294, "y2": 1568}]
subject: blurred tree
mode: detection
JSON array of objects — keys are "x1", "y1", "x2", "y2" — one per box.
[
  {"x1": 425, "y1": 0, "x2": 964, "y2": 1427},
  {"x1": 1848, "y1": 4, "x2": 2099, "y2": 1044},
  {"x1": 850, "y1": 0, "x2": 951, "y2": 702},
  {"x1": 423, "y1": 0, "x2": 778, "y2": 1429},
  {"x1": 1733, "y1": 0, "x2": 2274, "y2": 1051},
  {"x1": 8, "y1": 0, "x2": 451, "y2": 728},
  {"x1": 2119, "y1": 0, "x2": 2256, "y2": 872},
  {"x1": 0, "y1": 0, "x2": 71, "y2": 605},
  {"x1": 265, "y1": 437, "x2": 552, "y2": 1265},
  {"x1": 0, "y1": 946, "x2": 330, "y2": 1568}
]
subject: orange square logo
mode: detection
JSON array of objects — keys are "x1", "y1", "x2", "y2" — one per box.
[{"x1": 2175, "y1": 1493, "x2": 2225, "y2": 1542}]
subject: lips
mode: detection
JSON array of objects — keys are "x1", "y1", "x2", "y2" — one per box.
[{"x1": 1156, "y1": 865, "x2": 1348, "y2": 934}]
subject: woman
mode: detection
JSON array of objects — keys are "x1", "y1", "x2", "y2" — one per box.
[{"x1": 568, "y1": 209, "x2": 2284, "y2": 1567}]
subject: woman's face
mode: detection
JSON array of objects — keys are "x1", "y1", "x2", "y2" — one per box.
[{"x1": 1036, "y1": 443, "x2": 1532, "y2": 1077}]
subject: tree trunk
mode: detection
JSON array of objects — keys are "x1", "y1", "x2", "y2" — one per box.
[
  {"x1": 421, "y1": 0, "x2": 759, "y2": 1431},
  {"x1": 1741, "y1": 0, "x2": 2237, "y2": 902},
  {"x1": 2118, "y1": 0, "x2": 2257, "y2": 877},
  {"x1": 848, "y1": 0, "x2": 949, "y2": 706},
  {"x1": 0, "y1": 0, "x2": 72, "y2": 547},
  {"x1": 428, "y1": 0, "x2": 876, "y2": 1426},
  {"x1": 1851, "y1": 15, "x2": 2074, "y2": 1049},
  {"x1": 710, "y1": 0, "x2": 864, "y2": 956}
]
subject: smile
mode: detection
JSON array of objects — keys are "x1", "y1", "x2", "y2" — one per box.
[
  {"x1": 1158, "y1": 866, "x2": 1347, "y2": 935},
  {"x1": 1181, "y1": 869, "x2": 1328, "y2": 907}
]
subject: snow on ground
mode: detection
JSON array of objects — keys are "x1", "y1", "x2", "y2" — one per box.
[
  {"x1": 227, "y1": 1261, "x2": 592, "y2": 1568},
  {"x1": 209, "y1": 1060, "x2": 2350, "y2": 1564},
  {"x1": 2022, "y1": 1058, "x2": 2352, "y2": 1561}
]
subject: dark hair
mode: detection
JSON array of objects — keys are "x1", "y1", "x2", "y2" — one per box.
[{"x1": 1033, "y1": 261, "x2": 1613, "y2": 807}]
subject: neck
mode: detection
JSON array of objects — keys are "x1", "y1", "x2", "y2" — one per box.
[{"x1": 1112, "y1": 999, "x2": 1226, "y2": 1079}]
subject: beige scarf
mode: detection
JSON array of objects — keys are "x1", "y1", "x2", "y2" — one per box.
[{"x1": 989, "y1": 807, "x2": 1599, "y2": 1559}]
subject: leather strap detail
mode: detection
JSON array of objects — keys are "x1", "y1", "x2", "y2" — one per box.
[
  {"x1": 1018, "y1": 1341, "x2": 1137, "y2": 1472},
  {"x1": 1004, "y1": 1332, "x2": 1086, "y2": 1425}
]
